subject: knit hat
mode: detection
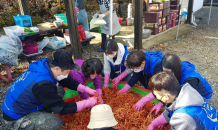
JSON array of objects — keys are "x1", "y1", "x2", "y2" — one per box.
[{"x1": 87, "y1": 104, "x2": 118, "y2": 129}]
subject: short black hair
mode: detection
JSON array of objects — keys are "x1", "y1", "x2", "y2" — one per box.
[
  {"x1": 149, "y1": 71, "x2": 181, "y2": 96},
  {"x1": 102, "y1": 39, "x2": 118, "y2": 54},
  {"x1": 82, "y1": 58, "x2": 103, "y2": 78},
  {"x1": 126, "y1": 51, "x2": 146, "y2": 68},
  {"x1": 161, "y1": 53, "x2": 182, "y2": 82}
]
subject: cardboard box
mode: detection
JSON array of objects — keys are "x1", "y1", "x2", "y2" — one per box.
[
  {"x1": 162, "y1": 17, "x2": 166, "y2": 24},
  {"x1": 170, "y1": 0, "x2": 180, "y2": 5},
  {"x1": 149, "y1": 3, "x2": 164, "y2": 11},
  {"x1": 166, "y1": 15, "x2": 170, "y2": 23},
  {"x1": 159, "y1": 25, "x2": 163, "y2": 33},
  {"x1": 144, "y1": 12, "x2": 160, "y2": 23},
  {"x1": 171, "y1": 19, "x2": 176, "y2": 27},
  {"x1": 170, "y1": 10, "x2": 178, "y2": 19},
  {"x1": 163, "y1": 8, "x2": 170, "y2": 17},
  {"x1": 144, "y1": 26, "x2": 159, "y2": 35},
  {"x1": 163, "y1": 24, "x2": 167, "y2": 31},
  {"x1": 170, "y1": 4, "x2": 181, "y2": 10},
  {"x1": 163, "y1": 1, "x2": 170, "y2": 9},
  {"x1": 158, "y1": 18, "x2": 162, "y2": 25}
]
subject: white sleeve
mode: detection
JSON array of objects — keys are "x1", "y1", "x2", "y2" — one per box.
[{"x1": 104, "y1": 54, "x2": 111, "y2": 74}]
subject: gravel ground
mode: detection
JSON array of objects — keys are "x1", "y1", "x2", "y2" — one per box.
[{"x1": 0, "y1": 7, "x2": 218, "y2": 129}]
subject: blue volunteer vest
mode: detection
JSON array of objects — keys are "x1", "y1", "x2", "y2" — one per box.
[
  {"x1": 180, "y1": 61, "x2": 213, "y2": 100},
  {"x1": 172, "y1": 102, "x2": 218, "y2": 130},
  {"x1": 143, "y1": 51, "x2": 163, "y2": 75},
  {"x1": 2, "y1": 58, "x2": 57, "y2": 119},
  {"x1": 109, "y1": 45, "x2": 130, "y2": 72}
]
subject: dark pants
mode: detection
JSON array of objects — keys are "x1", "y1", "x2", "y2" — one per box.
[
  {"x1": 101, "y1": 67, "x2": 132, "y2": 82},
  {"x1": 101, "y1": 33, "x2": 115, "y2": 46},
  {"x1": 2, "y1": 85, "x2": 65, "y2": 130}
]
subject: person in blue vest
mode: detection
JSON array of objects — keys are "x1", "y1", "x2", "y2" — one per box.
[
  {"x1": 147, "y1": 71, "x2": 218, "y2": 130},
  {"x1": 101, "y1": 39, "x2": 132, "y2": 90},
  {"x1": 2, "y1": 50, "x2": 98, "y2": 130},
  {"x1": 75, "y1": 0, "x2": 89, "y2": 31},
  {"x1": 117, "y1": 50, "x2": 163, "y2": 93},
  {"x1": 133, "y1": 53, "x2": 213, "y2": 116}
]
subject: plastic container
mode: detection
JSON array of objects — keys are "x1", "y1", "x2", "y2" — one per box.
[
  {"x1": 45, "y1": 36, "x2": 66, "y2": 50},
  {"x1": 22, "y1": 41, "x2": 38, "y2": 55},
  {"x1": 53, "y1": 20, "x2": 64, "y2": 27},
  {"x1": 142, "y1": 29, "x2": 152, "y2": 39},
  {"x1": 3, "y1": 26, "x2": 24, "y2": 36},
  {"x1": 144, "y1": 27, "x2": 159, "y2": 35},
  {"x1": 54, "y1": 13, "x2": 68, "y2": 24},
  {"x1": 13, "y1": 14, "x2": 32, "y2": 27}
]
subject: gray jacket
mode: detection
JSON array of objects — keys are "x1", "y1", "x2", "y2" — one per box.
[{"x1": 163, "y1": 83, "x2": 205, "y2": 130}]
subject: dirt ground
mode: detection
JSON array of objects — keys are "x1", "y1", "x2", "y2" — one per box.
[{"x1": 0, "y1": 6, "x2": 218, "y2": 130}]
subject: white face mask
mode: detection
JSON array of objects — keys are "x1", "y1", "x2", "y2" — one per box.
[
  {"x1": 134, "y1": 65, "x2": 143, "y2": 73},
  {"x1": 90, "y1": 76, "x2": 95, "y2": 79},
  {"x1": 56, "y1": 70, "x2": 68, "y2": 81},
  {"x1": 107, "y1": 52, "x2": 117, "y2": 59}
]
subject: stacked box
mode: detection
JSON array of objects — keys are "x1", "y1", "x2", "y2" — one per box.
[
  {"x1": 144, "y1": 1, "x2": 171, "y2": 34},
  {"x1": 170, "y1": 0, "x2": 180, "y2": 27}
]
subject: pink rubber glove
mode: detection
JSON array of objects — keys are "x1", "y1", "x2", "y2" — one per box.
[
  {"x1": 149, "y1": 102, "x2": 163, "y2": 115},
  {"x1": 76, "y1": 97, "x2": 97, "y2": 112},
  {"x1": 111, "y1": 71, "x2": 128, "y2": 88},
  {"x1": 103, "y1": 74, "x2": 110, "y2": 88},
  {"x1": 77, "y1": 84, "x2": 97, "y2": 96},
  {"x1": 75, "y1": 7, "x2": 79, "y2": 13},
  {"x1": 133, "y1": 93, "x2": 155, "y2": 111},
  {"x1": 117, "y1": 84, "x2": 131, "y2": 93},
  {"x1": 96, "y1": 89, "x2": 104, "y2": 104},
  {"x1": 147, "y1": 113, "x2": 168, "y2": 130}
]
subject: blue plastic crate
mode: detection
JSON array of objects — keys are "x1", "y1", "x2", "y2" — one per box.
[{"x1": 13, "y1": 14, "x2": 33, "y2": 27}]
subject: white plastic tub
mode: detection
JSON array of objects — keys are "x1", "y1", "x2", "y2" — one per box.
[
  {"x1": 45, "y1": 36, "x2": 66, "y2": 50},
  {"x1": 3, "y1": 26, "x2": 24, "y2": 36}
]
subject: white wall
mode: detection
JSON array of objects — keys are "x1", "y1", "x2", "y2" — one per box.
[
  {"x1": 180, "y1": 0, "x2": 189, "y2": 12},
  {"x1": 193, "y1": 0, "x2": 204, "y2": 12},
  {"x1": 180, "y1": 0, "x2": 203, "y2": 13}
]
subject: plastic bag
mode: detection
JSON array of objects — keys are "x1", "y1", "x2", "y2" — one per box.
[
  {"x1": 90, "y1": 18, "x2": 107, "y2": 30},
  {"x1": 0, "y1": 49, "x2": 19, "y2": 66},
  {"x1": 79, "y1": 33, "x2": 82, "y2": 43},
  {"x1": 0, "y1": 35, "x2": 23, "y2": 66},
  {"x1": 45, "y1": 36, "x2": 66, "y2": 50},
  {"x1": 85, "y1": 31, "x2": 93, "y2": 39},
  {"x1": 78, "y1": 25, "x2": 87, "y2": 40},
  {"x1": 22, "y1": 41, "x2": 38, "y2": 55},
  {"x1": 0, "y1": 35, "x2": 23, "y2": 54}
]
